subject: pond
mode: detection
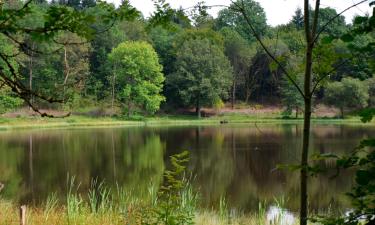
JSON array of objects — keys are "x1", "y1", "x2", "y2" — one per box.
[{"x1": 0, "y1": 124, "x2": 373, "y2": 215}]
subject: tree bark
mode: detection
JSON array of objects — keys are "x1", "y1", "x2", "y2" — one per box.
[
  {"x1": 127, "y1": 100, "x2": 131, "y2": 117},
  {"x1": 300, "y1": 97, "x2": 311, "y2": 225},
  {"x1": 196, "y1": 98, "x2": 201, "y2": 118},
  {"x1": 111, "y1": 71, "x2": 116, "y2": 116},
  {"x1": 28, "y1": 43, "x2": 35, "y2": 110},
  {"x1": 340, "y1": 107, "x2": 344, "y2": 119},
  {"x1": 231, "y1": 79, "x2": 236, "y2": 109},
  {"x1": 300, "y1": 26, "x2": 314, "y2": 225}
]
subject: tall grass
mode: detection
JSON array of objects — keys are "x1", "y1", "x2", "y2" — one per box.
[{"x1": 0, "y1": 192, "x2": 308, "y2": 225}]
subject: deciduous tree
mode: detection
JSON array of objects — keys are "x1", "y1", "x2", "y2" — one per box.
[
  {"x1": 108, "y1": 41, "x2": 165, "y2": 116},
  {"x1": 169, "y1": 38, "x2": 232, "y2": 117}
]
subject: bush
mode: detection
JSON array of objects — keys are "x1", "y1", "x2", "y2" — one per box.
[
  {"x1": 324, "y1": 77, "x2": 369, "y2": 118},
  {"x1": 0, "y1": 89, "x2": 23, "y2": 114}
]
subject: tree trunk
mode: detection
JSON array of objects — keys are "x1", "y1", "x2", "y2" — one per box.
[
  {"x1": 231, "y1": 80, "x2": 236, "y2": 109},
  {"x1": 300, "y1": 97, "x2": 311, "y2": 225},
  {"x1": 340, "y1": 107, "x2": 344, "y2": 119},
  {"x1": 128, "y1": 102, "x2": 131, "y2": 117},
  {"x1": 300, "y1": 41, "x2": 313, "y2": 225},
  {"x1": 295, "y1": 107, "x2": 299, "y2": 119},
  {"x1": 63, "y1": 46, "x2": 70, "y2": 106},
  {"x1": 29, "y1": 43, "x2": 34, "y2": 110},
  {"x1": 111, "y1": 72, "x2": 116, "y2": 116},
  {"x1": 196, "y1": 98, "x2": 201, "y2": 118}
]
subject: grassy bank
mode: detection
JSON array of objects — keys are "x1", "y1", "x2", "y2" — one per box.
[
  {"x1": 0, "y1": 200, "x2": 303, "y2": 225},
  {"x1": 0, "y1": 113, "x2": 372, "y2": 130},
  {"x1": 0, "y1": 189, "x2": 302, "y2": 225}
]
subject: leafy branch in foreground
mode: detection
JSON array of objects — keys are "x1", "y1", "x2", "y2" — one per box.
[{"x1": 311, "y1": 109, "x2": 375, "y2": 225}]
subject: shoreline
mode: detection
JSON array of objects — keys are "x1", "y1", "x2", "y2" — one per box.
[{"x1": 0, "y1": 115, "x2": 373, "y2": 131}]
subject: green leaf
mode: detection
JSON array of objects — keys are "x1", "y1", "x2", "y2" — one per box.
[
  {"x1": 356, "y1": 170, "x2": 371, "y2": 185},
  {"x1": 341, "y1": 33, "x2": 354, "y2": 42},
  {"x1": 321, "y1": 36, "x2": 335, "y2": 44},
  {"x1": 359, "y1": 108, "x2": 375, "y2": 123}
]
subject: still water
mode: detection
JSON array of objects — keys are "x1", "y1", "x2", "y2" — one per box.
[{"x1": 0, "y1": 124, "x2": 374, "y2": 214}]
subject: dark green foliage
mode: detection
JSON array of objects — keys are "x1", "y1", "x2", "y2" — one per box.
[
  {"x1": 280, "y1": 74, "x2": 304, "y2": 118},
  {"x1": 291, "y1": 8, "x2": 304, "y2": 30},
  {"x1": 316, "y1": 7, "x2": 348, "y2": 37},
  {"x1": 0, "y1": 0, "x2": 139, "y2": 116},
  {"x1": 215, "y1": 0, "x2": 268, "y2": 43},
  {"x1": 0, "y1": 0, "x2": 373, "y2": 118},
  {"x1": 168, "y1": 37, "x2": 232, "y2": 117}
]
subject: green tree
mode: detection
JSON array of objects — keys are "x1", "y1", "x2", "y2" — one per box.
[
  {"x1": 315, "y1": 7, "x2": 347, "y2": 37},
  {"x1": 220, "y1": 27, "x2": 253, "y2": 108},
  {"x1": 281, "y1": 74, "x2": 304, "y2": 118},
  {"x1": 324, "y1": 78, "x2": 369, "y2": 118},
  {"x1": 169, "y1": 38, "x2": 232, "y2": 118},
  {"x1": 231, "y1": 2, "x2": 374, "y2": 224},
  {"x1": 291, "y1": 8, "x2": 304, "y2": 30},
  {"x1": 108, "y1": 41, "x2": 165, "y2": 116},
  {"x1": 0, "y1": 0, "x2": 139, "y2": 116},
  {"x1": 215, "y1": 0, "x2": 268, "y2": 43}
]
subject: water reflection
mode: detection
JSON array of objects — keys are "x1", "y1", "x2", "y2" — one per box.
[
  {"x1": 0, "y1": 124, "x2": 373, "y2": 214},
  {"x1": 266, "y1": 206, "x2": 296, "y2": 225}
]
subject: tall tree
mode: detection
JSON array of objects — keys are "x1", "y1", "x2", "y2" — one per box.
[
  {"x1": 291, "y1": 8, "x2": 304, "y2": 30},
  {"x1": 0, "y1": 0, "x2": 139, "y2": 116},
  {"x1": 108, "y1": 41, "x2": 165, "y2": 116},
  {"x1": 215, "y1": 0, "x2": 268, "y2": 43},
  {"x1": 169, "y1": 38, "x2": 232, "y2": 117},
  {"x1": 231, "y1": 1, "x2": 374, "y2": 224},
  {"x1": 220, "y1": 27, "x2": 254, "y2": 108}
]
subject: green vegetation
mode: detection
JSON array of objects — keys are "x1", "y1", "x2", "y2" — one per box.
[
  {"x1": 1, "y1": 0, "x2": 373, "y2": 119},
  {"x1": 0, "y1": 113, "x2": 373, "y2": 130},
  {"x1": 324, "y1": 78, "x2": 369, "y2": 118},
  {"x1": 169, "y1": 37, "x2": 232, "y2": 118},
  {"x1": 0, "y1": 198, "x2": 305, "y2": 225},
  {"x1": 108, "y1": 41, "x2": 165, "y2": 116},
  {"x1": 0, "y1": 0, "x2": 375, "y2": 225}
]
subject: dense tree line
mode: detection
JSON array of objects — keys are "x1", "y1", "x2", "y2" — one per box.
[{"x1": 0, "y1": 0, "x2": 374, "y2": 118}]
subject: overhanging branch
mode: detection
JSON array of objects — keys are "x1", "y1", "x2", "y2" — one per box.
[{"x1": 312, "y1": 0, "x2": 369, "y2": 44}]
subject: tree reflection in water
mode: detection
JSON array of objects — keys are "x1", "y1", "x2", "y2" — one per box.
[{"x1": 0, "y1": 124, "x2": 373, "y2": 214}]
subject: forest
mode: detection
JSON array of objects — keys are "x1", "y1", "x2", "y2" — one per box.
[
  {"x1": 0, "y1": 0, "x2": 375, "y2": 225},
  {"x1": 0, "y1": 0, "x2": 374, "y2": 119}
]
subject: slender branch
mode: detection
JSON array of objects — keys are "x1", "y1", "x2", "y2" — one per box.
[
  {"x1": 312, "y1": 0, "x2": 368, "y2": 44},
  {"x1": 304, "y1": 0, "x2": 311, "y2": 43},
  {"x1": 0, "y1": 53, "x2": 64, "y2": 104},
  {"x1": 311, "y1": 0, "x2": 321, "y2": 40},
  {"x1": 231, "y1": 0, "x2": 305, "y2": 98}
]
